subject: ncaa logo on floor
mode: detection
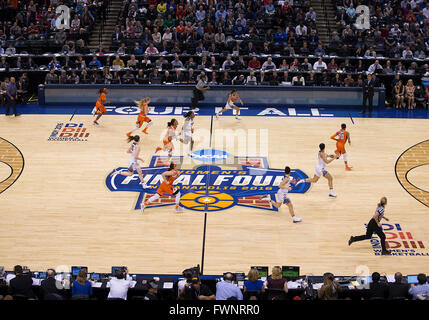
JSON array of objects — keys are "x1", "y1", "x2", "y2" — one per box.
[{"x1": 106, "y1": 149, "x2": 311, "y2": 212}]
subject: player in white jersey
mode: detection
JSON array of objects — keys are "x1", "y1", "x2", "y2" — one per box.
[
  {"x1": 296, "y1": 143, "x2": 337, "y2": 197},
  {"x1": 260, "y1": 166, "x2": 302, "y2": 223},
  {"x1": 110, "y1": 135, "x2": 147, "y2": 188},
  {"x1": 179, "y1": 111, "x2": 195, "y2": 156},
  {"x1": 216, "y1": 89, "x2": 243, "y2": 120}
]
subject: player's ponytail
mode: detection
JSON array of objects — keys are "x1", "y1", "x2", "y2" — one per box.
[
  {"x1": 169, "y1": 162, "x2": 176, "y2": 170},
  {"x1": 183, "y1": 111, "x2": 193, "y2": 119},
  {"x1": 319, "y1": 143, "x2": 325, "y2": 151},
  {"x1": 127, "y1": 135, "x2": 140, "y2": 143},
  {"x1": 378, "y1": 197, "x2": 387, "y2": 207},
  {"x1": 167, "y1": 119, "x2": 177, "y2": 127},
  {"x1": 284, "y1": 166, "x2": 291, "y2": 175}
]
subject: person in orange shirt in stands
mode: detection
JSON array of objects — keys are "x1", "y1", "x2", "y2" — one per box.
[
  {"x1": 126, "y1": 97, "x2": 153, "y2": 136},
  {"x1": 93, "y1": 88, "x2": 109, "y2": 125},
  {"x1": 330, "y1": 123, "x2": 352, "y2": 170},
  {"x1": 141, "y1": 162, "x2": 183, "y2": 213}
]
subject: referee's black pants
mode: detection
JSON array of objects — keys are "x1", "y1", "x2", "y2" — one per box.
[
  {"x1": 351, "y1": 218, "x2": 387, "y2": 251},
  {"x1": 191, "y1": 89, "x2": 204, "y2": 108}
]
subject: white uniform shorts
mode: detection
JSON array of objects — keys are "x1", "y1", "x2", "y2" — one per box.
[
  {"x1": 182, "y1": 131, "x2": 192, "y2": 144},
  {"x1": 276, "y1": 189, "x2": 290, "y2": 204},
  {"x1": 315, "y1": 165, "x2": 328, "y2": 177},
  {"x1": 128, "y1": 159, "x2": 141, "y2": 172},
  {"x1": 224, "y1": 102, "x2": 237, "y2": 110}
]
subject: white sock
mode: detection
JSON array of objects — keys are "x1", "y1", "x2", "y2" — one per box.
[
  {"x1": 131, "y1": 126, "x2": 139, "y2": 133},
  {"x1": 145, "y1": 121, "x2": 153, "y2": 129},
  {"x1": 175, "y1": 191, "x2": 181, "y2": 205},
  {"x1": 343, "y1": 153, "x2": 348, "y2": 162},
  {"x1": 147, "y1": 193, "x2": 160, "y2": 204},
  {"x1": 330, "y1": 188, "x2": 334, "y2": 193}
]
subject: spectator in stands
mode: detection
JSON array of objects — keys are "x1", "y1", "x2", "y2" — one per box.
[
  {"x1": 171, "y1": 55, "x2": 184, "y2": 69},
  {"x1": 150, "y1": 68, "x2": 162, "y2": 84},
  {"x1": 305, "y1": 7, "x2": 316, "y2": 22},
  {"x1": 89, "y1": 56, "x2": 102, "y2": 69},
  {"x1": 122, "y1": 70, "x2": 135, "y2": 84},
  {"x1": 72, "y1": 269, "x2": 92, "y2": 299},
  {"x1": 313, "y1": 58, "x2": 327, "y2": 72},
  {"x1": 388, "y1": 272, "x2": 409, "y2": 299},
  {"x1": 368, "y1": 60, "x2": 383, "y2": 74},
  {"x1": 54, "y1": 29, "x2": 67, "y2": 45},
  {"x1": 5, "y1": 43, "x2": 16, "y2": 56},
  {"x1": 266, "y1": 266, "x2": 288, "y2": 297},
  {"x1": 173, "y1": 69, "x2": 185, "y2": 83},
  {"x1": 181, "y1": 277, "x2": 215, "y2": 300},
  {"x1": 145, "y1": 42, "x2": 159, "y2": 55},
  {"x1": 136, "y1": 69, "x2": 147, "y2": 84},
  {"x1": 233, "y1": 74, "x2": 246, "y2": 85},
  {"x1": 216, "y1": 272, "x2": 243, "y2": 300},
  {"x1": 383, "y1": 60, "x2": 394, "y2": 75},
  {"x1": 292, "y1": 73, "x2": 306, "y2": 86},
  {"x1": 187, "y1": 68, "x2": 196, "y2": 84},
  {"x1": 246, "y1": 71, "x2": 257, "y2": 85},
  {"x1": 261, "y1": 57, "x2": 276, "y2": 71},
  {"x1": 327, "y1": 59, "x2": 339, "y2": 73},
  {"x1": 127, "y1": 55, "x2": 139, "y2": 69},
  {"x1": 364, "y1": 46, "x2": 377, "y2": 58},
  {"x1": 40, "y1": 269, "x2": 64, "y2": 300},
  {"x1": 208, "y1": 56, "x2": 219, "y2": 70},
  {"x1": 222, "y1": 71, "x2": 232, "y2": 85},
  {"x1": 222, "y1": 56, "x2": 235, "y2": 70},
  {"x1": 406, "y1": 79, "x2": 416, "y2": 109},
  {"x1": 141, "y1": 56, "x2": 152, "y2": 69},
  {"x1": 48, "y1": 57, "x2": 61, "y2": 70},
  {"x1": 318, "y1": 272, "x2": 341, "y2": 300},
  {"x1": 144, "y1": 279, "x2": 159, "y2": 300},
  {"x1": 162, "y1": 70, "x2": 172, "y2": 83},
  {"x1": 112, "y1": 55, "x2": 125, "y2": 69},
  {"x1": 367, "y1": 272, "x2": 388, "y2": 300},
  {"x1": 394, "y1": 80, "x2": 405, "y2": 109},
  {"x1": 274, "y1": 27, "x2": 287, "y2": 47},
  {"x1": 107, "y1": 268, "x2": 133, "y2": 300},
  {"x1": 133, "y1": 42, "x2": 143, "y2": 55},
  {"x1": 45, "y1": 69, "x2": 58, "y2": 84},
  {"x1": 8, "y1": 265, "x2": 34, "y2": 298},
  {"x1": 402, "y1": 46, "x2": 414, "y2": 59},
  {"x1": 244, "y1": 268, "x2": 265, "y2": 296},
  {"x1": 69, "y1": 71, "x2": 80, "y2": 84},
  {"x1": 314, "y1": 44, "x2": 326, "y2": 56},
  {"x1": 301, "y1": 58, "x2": 313, "y2": 72},
  {"x1": 409, "y1": 273, "x2": 429, "y2": 299},
  {"x1": 306, "y1": 71, "x2": 317, "y2": 86}
]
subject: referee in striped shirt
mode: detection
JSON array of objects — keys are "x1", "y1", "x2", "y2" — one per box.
[
  {"x1": 348, "y1": 197, "x2": 391, "y2": 255},
  {"x1": 191, "y1": 72, "x2": 210, "y2": 109}
]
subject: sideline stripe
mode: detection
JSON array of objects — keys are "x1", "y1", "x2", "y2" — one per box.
[{"x1": 201, "y1": 115, "x2": 214, "y2": 275}]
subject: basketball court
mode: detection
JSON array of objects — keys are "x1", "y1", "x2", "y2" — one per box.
[{"x1": 1, "y1": 109, "x2": 428, "y2": 277}]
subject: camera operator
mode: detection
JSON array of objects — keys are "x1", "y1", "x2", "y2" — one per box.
[{"x1": 180, "y1": 277, "x2": 215, "y2": 300}]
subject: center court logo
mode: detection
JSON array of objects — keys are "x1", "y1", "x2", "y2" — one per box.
[
  {"x1": 48, "y1": 123, "x2": 90, "y2": 141},
  {"x1": 106, "y1": 149, "x2": 310, "y2": 212},
  {"x1": 189, "y1": 149, "x2": 230, "y2": 162}
]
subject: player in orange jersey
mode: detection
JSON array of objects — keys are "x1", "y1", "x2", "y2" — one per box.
[
  {"x1": 141, "y1": 162, "x2": 183, "y2": 213},
  {"x1": 126, "y1": 97, "x2": 153, "y2": 136},
  {"x1": 92, "y1": 88, "x2": 109, "y2": 125},
  {"x1": 155, "y1": 119, "x2": 179, "y2": 158},
  {"x1": 330, "y1": 123, "x2": 352, "y2": 170},
  {"x1": 215, "y1": 89, "x2": 243, "y2": 120}
]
